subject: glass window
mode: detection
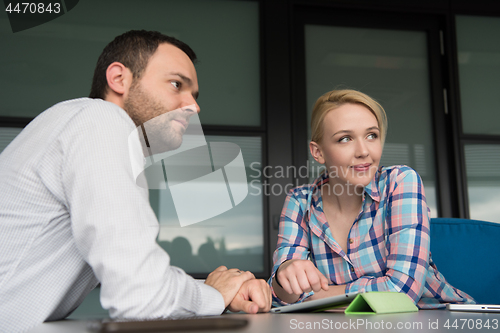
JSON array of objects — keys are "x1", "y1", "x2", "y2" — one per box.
[
  {"x1": 456, "y1": 15, "x2": 500, "y2": 221},
  {"x1": 456, "y1": 15, "x2": 500, "y2": 135},
  {"x1": 151, "y1": 135, "x2": 264, "y2": 273},
  {"x1": 464, "y1": 145, "x2": 500, "y2": 223},
  {"x1": 1, "y1": 0, "x2": 263, "y2": 272},
  {"x1": 305, "y1": 25, "x2": 438, "y2": 216},
  {"x1": 0, "y1": 0, "x2": 260, "y2": 126}
]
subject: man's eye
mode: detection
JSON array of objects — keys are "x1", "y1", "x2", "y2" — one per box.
[{"x1": 171, "y1": 81, "x2": 181, "y2": 89}]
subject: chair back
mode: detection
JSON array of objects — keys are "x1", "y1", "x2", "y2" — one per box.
[{"x1": 430, "y1": 218, "x2": 500, "y2": 304}]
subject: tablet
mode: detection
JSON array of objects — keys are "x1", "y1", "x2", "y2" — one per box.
[
  {"x1": 447, "y1": 304, "x2": 500, "y2": 313},
  {"x1": 270, "y1": 292, "x2": 359, "y2": 313}
]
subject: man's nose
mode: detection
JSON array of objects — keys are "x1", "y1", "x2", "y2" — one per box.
[{"x1": 182, "y1": 95, "x2": 200, "y2": 114}]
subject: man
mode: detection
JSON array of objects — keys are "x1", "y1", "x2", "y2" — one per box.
[{"x1": 0, "y1": 30, "x2": 270, "y2": 333}]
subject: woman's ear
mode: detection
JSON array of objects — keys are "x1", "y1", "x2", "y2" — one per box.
[{"x1": 309, "y1": 141, "x2": 325, "y2": 164}]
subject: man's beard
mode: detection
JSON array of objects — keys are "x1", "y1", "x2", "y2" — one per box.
[{"x1": 124, "y1": 81, "x2": 184, "y2": 156}]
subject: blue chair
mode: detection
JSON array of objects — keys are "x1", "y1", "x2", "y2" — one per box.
[{"x1": 430, "y1": 218, "x2": 500, "y2": 305}]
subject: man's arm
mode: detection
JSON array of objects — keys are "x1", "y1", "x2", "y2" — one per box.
[{"x1": 62, "y1": 102, "x2": 225, "y2": 318}]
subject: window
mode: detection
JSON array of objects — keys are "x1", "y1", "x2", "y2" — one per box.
[
  {"x1": 464, "y1": 145, "x2": 500, "y2": 222},
  {"x1": 456, "y1": 15, "x2": 500, "y2": 222},
  {"x1": 293, "y1": 8, "x2": 447, "y2": 218},
  {"x1": 152, "y1": 135, "x2": 264, "y2": 274},
  {"x1": 304, "y1": 25, "x2": 438, "y2": 216},
  {"x1": 0, "y1": 0, "x2": 266, "y2": 276}
]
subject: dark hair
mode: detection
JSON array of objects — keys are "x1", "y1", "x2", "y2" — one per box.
[{"x1": 89, "y1": 30, "x2": 197, "y2": 99}]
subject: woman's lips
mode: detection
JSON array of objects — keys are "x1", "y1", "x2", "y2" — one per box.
[{"x1": 352, "y1": 163, "x2": 371, "y2": 172}]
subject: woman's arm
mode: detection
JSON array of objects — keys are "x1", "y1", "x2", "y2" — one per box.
[
  {"x1": 345, "y1": 167, "x2": 430, "y2": 304},
  {"x1": 267, "y1": 190, "x2": 329, "y2": 305}
]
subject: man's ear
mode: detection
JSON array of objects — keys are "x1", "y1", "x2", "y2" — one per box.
[
  {"x1": 106, "y1": 62, "x2": 133, "y2": 98},
  {"x1": 309, "y1": 141, "x2": 325, "y2": 165}
]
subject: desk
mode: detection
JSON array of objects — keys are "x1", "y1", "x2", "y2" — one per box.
[{"x1": 27, "y1": 310, "x2": 500, "y2": 333}]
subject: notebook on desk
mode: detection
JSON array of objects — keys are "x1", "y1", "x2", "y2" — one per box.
[{"x1": 447, "y1": 304, "x2": 500, "y2": 313}]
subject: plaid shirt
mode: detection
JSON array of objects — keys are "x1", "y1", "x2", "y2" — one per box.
[{"x1": 269, "y1": 165, "x2": 475, "y2": 309}]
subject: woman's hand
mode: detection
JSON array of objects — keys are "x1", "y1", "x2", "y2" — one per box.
[
  {"x1": 305, "y1": 284, "x2": 347, "y2": 301},
  {"x1": 272, "y1": 259, "x2": 329, "y2": 304}
]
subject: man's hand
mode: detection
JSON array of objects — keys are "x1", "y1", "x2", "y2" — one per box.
[
  {"x1": 227, "y1": 279, "x2": 272, "y2": 314},
  {"x1": 205, "y1": 266, "x2": 254, "y2": 308},
  {"x1": 275, "y1": 259, "x2": 329, "y2": 295}
]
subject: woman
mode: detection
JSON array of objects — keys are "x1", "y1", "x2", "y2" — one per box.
[{"x1": 269, "y1": 89, "x2": 474, "y2": 308}]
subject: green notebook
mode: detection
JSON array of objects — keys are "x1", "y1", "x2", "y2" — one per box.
[{"x1": 345, "y1": 292, "x2": 418, "y2": 315}]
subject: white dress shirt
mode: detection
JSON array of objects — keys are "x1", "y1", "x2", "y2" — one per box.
[{"x1": 0, "y1": 98, "x2": 224, "y2": 333}]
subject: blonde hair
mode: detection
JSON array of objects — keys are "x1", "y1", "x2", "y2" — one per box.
[{"x1": 310, "y1": 89, "x2": 388, "y2": 146}]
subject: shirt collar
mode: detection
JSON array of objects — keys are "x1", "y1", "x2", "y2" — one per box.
[
  {"x1": 306, "y1": 169, "x2": 381, "y2": 219},
  {"x1": 364, "y1": 169, "x2": 381, "y2": 203}
]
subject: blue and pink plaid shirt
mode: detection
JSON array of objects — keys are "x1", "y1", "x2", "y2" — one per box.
[{"x1": 269, "y1": 165, "x2": 475, "y2": 309}]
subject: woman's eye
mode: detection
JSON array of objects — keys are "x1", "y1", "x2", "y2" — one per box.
[
  {"x1": 171, "y1": 81, "x2": 181, "y2": 89},
  {"x1": 367, "y1": 133, "x2": 378, "y2": 140},
  {"x1": 339, "y1": 137, "x2": 350, "y2": 143}
]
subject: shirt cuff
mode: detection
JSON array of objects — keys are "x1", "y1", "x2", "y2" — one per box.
[
  {"x1": 271, "y1": 288, "x2": 313, "y2": 307},
  {"x1": 194, "y1": 281, "x2": 225, "y2": 316}
]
